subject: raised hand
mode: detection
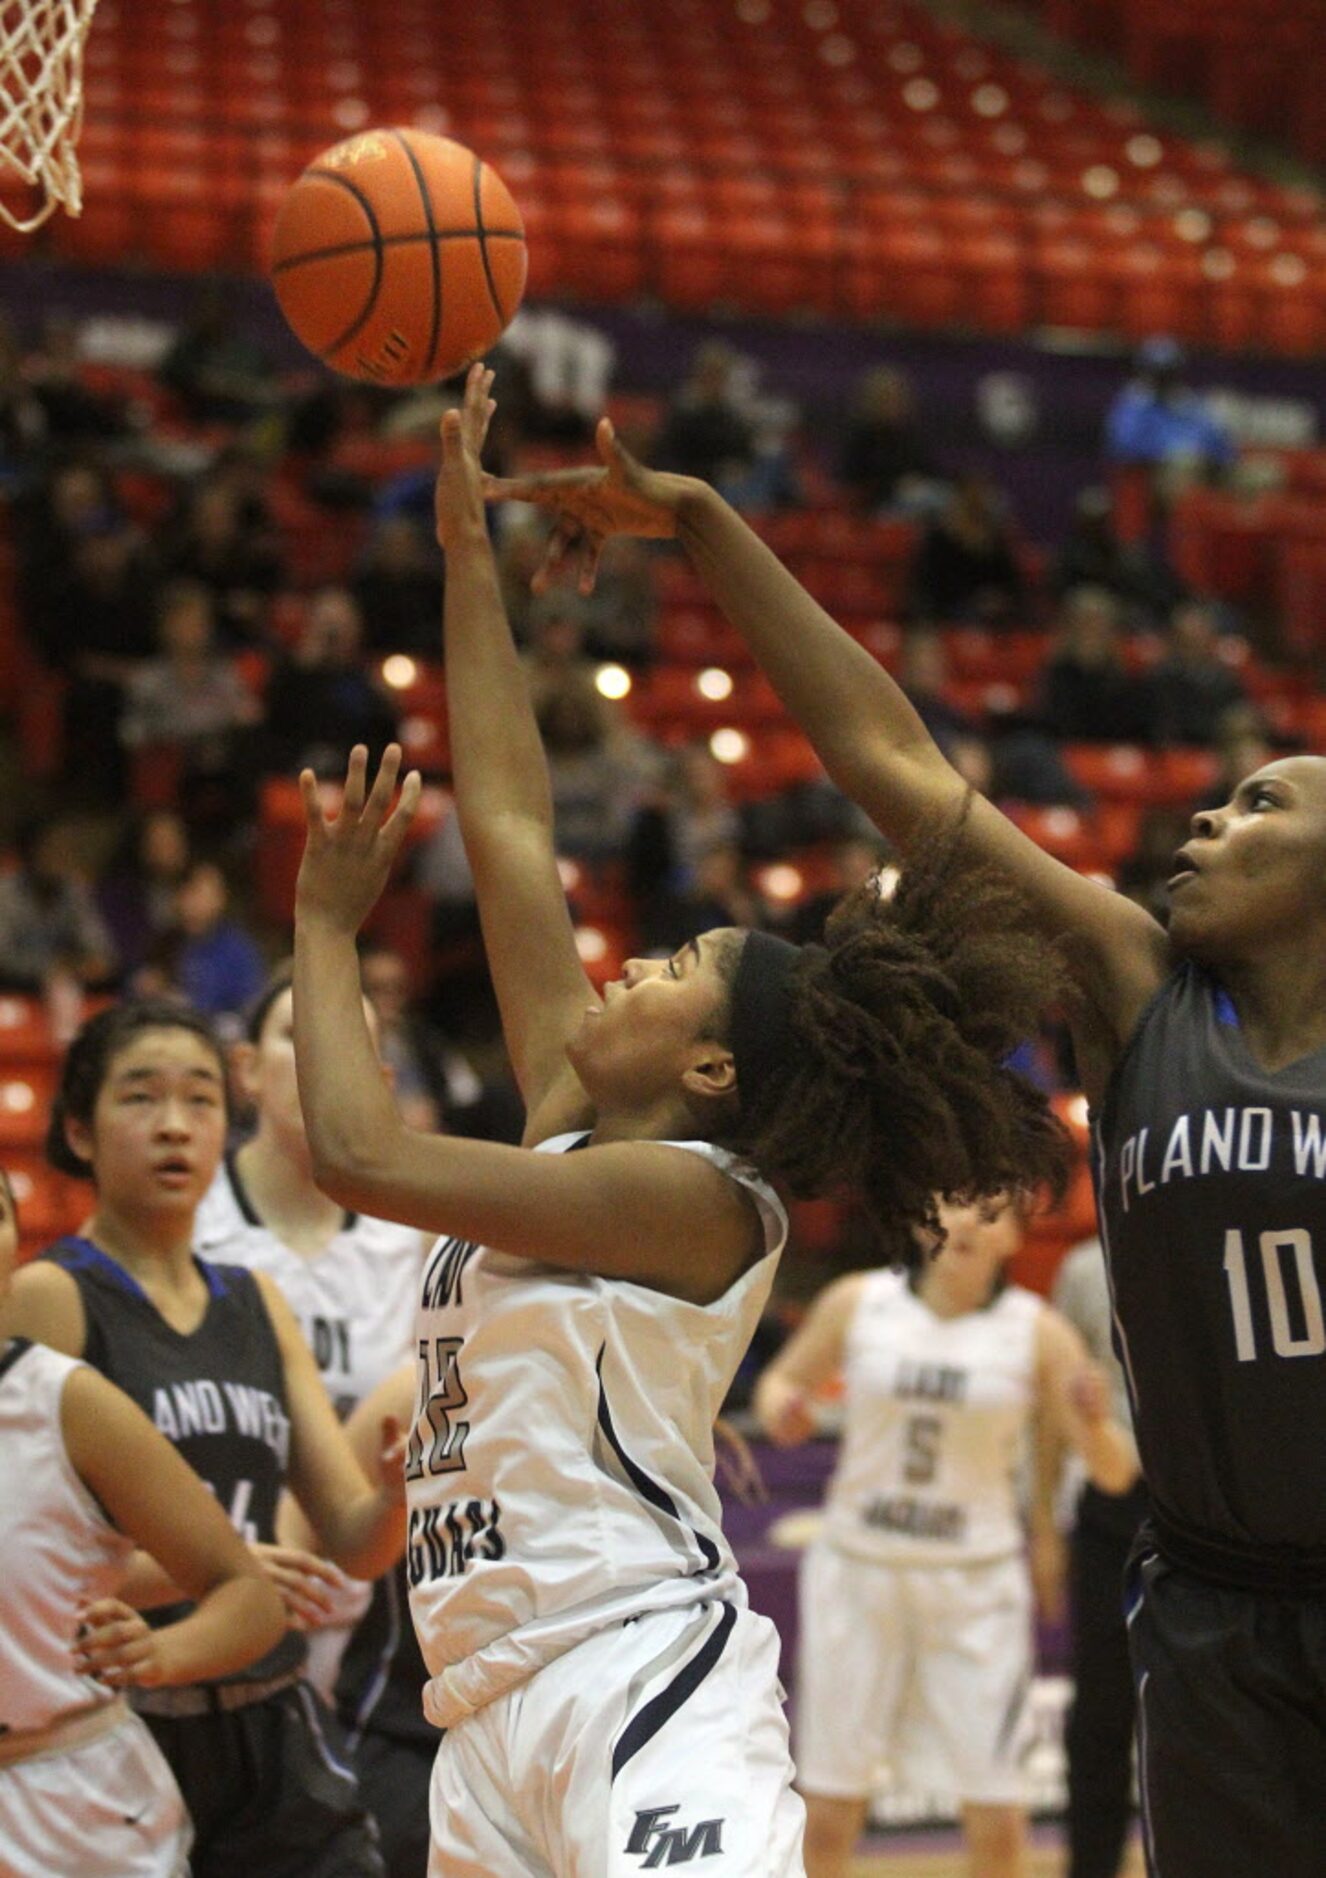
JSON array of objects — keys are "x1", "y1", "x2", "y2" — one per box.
[
  {"x1": 295, "y1": 743, "x2": 422, "y2": 936},
  {"x1": 435, "y1": 361, "x2": 497, "y2": 552},
  {"x1": 482, "y1": 417, "x2": 693, "y2": 594}
]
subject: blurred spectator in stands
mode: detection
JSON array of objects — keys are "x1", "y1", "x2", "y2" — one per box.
[
  {"x1": 31, "y1": 495, "x2": 159, "y2": 795},
  {"x1": 1050, "y1": 484, "x2": 1181, "y2": 625},
  {"x1": 897, "y1": 627, "x2": 976, "y2": 755},
  {"x1": 501, "y1": 309, "x2": 615, "y2": 444},
  {"x1": 0, "y1": 316, "x2": 45, "y2": 481},
  {"x1": 522, "y1": 589, "x2": 599, "y2": 715},
  {"x1": 837, "y1": 366, "x2": 943, "y2": 515},
  {"x1": 536, "y1": 676, "x2": 654, "y2": 863},
  {"x1": 17, "y1": 458, "x2": 117, "y2": 597},
  {"x1": 582, "y1": 538, "x2": 657, "y2": 668},
  {"x1": 157, "y1": 475, "x2": 283, "y2": 647},
  {"x1": 638, "y1": 839, "x2": 766, "y2": 955},
  {"x1": 654, "y1": 342, "x2": 757, "y2": 493},
  {"x1": 118, "y1": 581, "x2": 262, "y2": 832},
  {"x1": 360, "y1": 940, "x2": 518, "y2": 1140},
  {"x1": 25, "y1": 315, "x2": 129, "y2": 449},
  {"x1": 157, "y1": 286, "x2": 280, "y2": 426},
  {"x1": 207, "y1": 441, "x2": 279, "y2": 537},
  {"x1": 497, "y1": 516, "x2": 553, "y2": 647},
  {"x1": 1146, "y1": 599, "x2": 1248, "y2": 746},
  {"x1": 627, "y1": 742, "x2": 743, "y2": 913},
  {"x1": 353, "y1": 514, "x2": 445, "y2": 656},
  {"x1": 1190, "y1": 703, "x2": 1277, "y2": 814},
  {"x1": 908, "y1": 475, "x2": 1024, "y2": 624},
  {"x1": 1116, "y1": 805, "x2": 1192, "y2": 924},
  {"x1": 263, "y1": 586, "x2": 400, "y2": 779},
  {"x1": 1040, "y1": 586, "x2": 1155, "y2": 743},
  {"x1": 991, "y1": 723, "x2": 1093, "y2": 809},
  {"x1": 0, "y1": 815, "x2": 118, "y2": 1021},
  {"x1": 784, "y1": 833, "x2": 890, "y2": 944},
  {"x1": 96, "y1": 808, "x2": 192, "y2": 986},
  {"x1": 149, "y1": 860, "x2": 265, "y2": 1025},
  {"x1": 1105, "y1": 336, "x2": 1236, "y2": 524}
]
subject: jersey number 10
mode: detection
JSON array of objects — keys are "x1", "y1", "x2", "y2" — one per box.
[{"x1": 1222, "y1": 1229, "x2": 1325, "y2": 1362}]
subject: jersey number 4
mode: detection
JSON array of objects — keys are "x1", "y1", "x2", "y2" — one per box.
[
  {"x1": 1223, "y1": 1228, "x2": 1325, "y2": 1363},
  {"x1": 406, "y1": 1336, "x2": 469, "y2": 1478}
]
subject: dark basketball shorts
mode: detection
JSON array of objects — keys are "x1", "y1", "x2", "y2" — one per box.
[
  {"x1": 345, "y1": 1728, "x2": 433, "y2": 1878},
  {"x1": 139, "y1": 1680, "x2": 384, "y2": 1878},
  {"x1": 1126, "y1": 1544, "x2": 1326, "y2": 1878}
]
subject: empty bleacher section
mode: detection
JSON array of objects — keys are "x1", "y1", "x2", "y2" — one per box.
[{"x1": 0, "y1": 0, "x2": 1321, "y2": 353}]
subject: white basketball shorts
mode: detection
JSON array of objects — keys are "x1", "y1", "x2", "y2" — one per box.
[
  {"x1": 427, "y1": 1599, "x2": 806, "y2": 1876},
  {"x1": 0, "y1": 1709, "x2": 191, "y2": 1877},
  {"x1": 795, "y1": 1540, "x2": 1033, "y2": 1807}
]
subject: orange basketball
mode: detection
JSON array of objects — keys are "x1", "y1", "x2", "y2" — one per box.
[{"x1": 270, "y1": 128, "x2": 527, "y2": 386}]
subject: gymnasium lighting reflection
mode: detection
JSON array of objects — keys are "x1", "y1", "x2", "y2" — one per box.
[{"x1": 595, "y1": 664, "x2": 632, "y2": 699}]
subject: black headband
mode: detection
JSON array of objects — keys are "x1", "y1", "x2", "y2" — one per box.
[{"x1": 729, "y1": 931, "x2": 803, "y2": 1104}]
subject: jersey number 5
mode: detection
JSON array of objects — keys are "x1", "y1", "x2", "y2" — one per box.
[
  {"x1": 1223, "y1": 1228, "x2": 1326, "y2": 1362},
  {"x1": 406, "y1": 1336, "x2": 470, "y2": 1479}
]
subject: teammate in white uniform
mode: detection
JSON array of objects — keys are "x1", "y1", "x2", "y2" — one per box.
[
  {"x1": 289, "y1": 369, "x2": 1077, "y2": 1878},
  {"x1": 755, "y1": 1196, "x2": 1138, "y2": 1878},
  {"x1": 0, "y1": 1166, "x2": 284, "y2": 1878},
  {"x1": 196, "y1": 970, "x2": 425, "y2": 1706}
]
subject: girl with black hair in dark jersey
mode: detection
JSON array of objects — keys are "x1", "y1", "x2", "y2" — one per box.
[{"x1": 0, "y1": 1000, "x2": 406, "y2": 1878}]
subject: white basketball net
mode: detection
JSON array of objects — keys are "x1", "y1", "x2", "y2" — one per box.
[{"x1": 0, "y1": 0, "x2": 99, "y2": 231}]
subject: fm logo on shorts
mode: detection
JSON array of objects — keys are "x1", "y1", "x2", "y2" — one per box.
[{"x1": 625, "y1": 1806, "x2": 725, "y2": 1866}]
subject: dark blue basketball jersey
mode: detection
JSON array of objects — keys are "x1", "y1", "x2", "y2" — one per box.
[
  {"x1": 1093, "y1": 963, "x2": 1326, "y2": 1589},
  {"x1": 43, "y1": 1236, "x2": 303, "y2": 1679}
]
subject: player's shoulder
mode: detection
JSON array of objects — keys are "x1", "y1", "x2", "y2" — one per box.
[{"x1": 341, "y1": 1208, "x2": 428, "y2": 1262}]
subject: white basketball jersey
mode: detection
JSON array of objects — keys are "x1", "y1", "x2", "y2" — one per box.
[
  {"x1": 823, "y1": 1270, "x2": 1043, "y2": 1566},
  {"x1": 195, "y1": 1158, "x2": 425, "y2": 1419},
  {"x1": 0, "y1": 1340, "x2": 134, "y2": 1734},
  {"x1": 408, "y1": 1133, "x2": 787, "y2": 1731}
]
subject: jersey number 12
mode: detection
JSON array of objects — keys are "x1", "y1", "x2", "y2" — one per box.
[
  {"x1": 1222, "y1": 1228, "x2": 1325, "y2": 1362},
  {"x1": 406, "y1": 1336, "x2": 469, "y2": 1478}
]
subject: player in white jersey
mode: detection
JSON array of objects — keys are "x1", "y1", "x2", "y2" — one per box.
[
  {"x1": 0, "y1": 1166, "x2": 284, "y2": 1878},
  {"x1": 755, "y1": 1196, "x2": 1138, "y2": 1878},
  {"x1": 289, "y1": 367, "x2": 1076, "y2": 1878},
  {"x1": 196, "y1": 969, "x2": 425, "y2": 1714}
]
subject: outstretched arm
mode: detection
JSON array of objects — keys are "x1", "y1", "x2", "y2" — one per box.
[
  {"x1": 752, "y1": 1273, "x2": 863, "y2": 1446},
  {"x1": 436, "y1": 364, "x2": 599, "y2": 1139},
  {"x1": 487, "y1": 433, "x2": 1171, "y2": 1100},
  {"x1": 292, "y1": 744, "x2": 760, "y2": 1305}
]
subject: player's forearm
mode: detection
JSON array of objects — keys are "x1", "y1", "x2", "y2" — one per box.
[
  {"x1": 294, "y1": 914, "x2": 410, "y2": 1204},
  {"x1": 1077, "y1": 1415, "x2": 1141, "y2": 1496},
  {"x1": 151, "y1": 1574, "x2": 286, "y2": 1686},
  {"x1": 317, "y1": 1486, "x2": 406, "y2": 1582},
  {"x1": 676, "y1": 484, "x2": 949, "y2": 833},
  {"x1": 118, "y1": 1548, "x2": 187, "y2": 1610},
  {"x1": 443, "y1": 527, "x2": 556, "y2": 842}
]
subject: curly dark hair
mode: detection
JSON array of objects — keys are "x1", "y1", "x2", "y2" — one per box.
[
  {"x1": 46, "y1": 1000, "x2": 230, "y2": 1180},
  {"x1": 711, "y1": 820, "x2": 1073, "y2": 1265}
]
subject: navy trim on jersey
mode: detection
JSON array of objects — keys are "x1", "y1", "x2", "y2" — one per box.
[
  {"x1": 343, "y1": 1570, "x2": 403, "y2": 1751},
  {"x1": 594, "y1": 1347, "x2": 721, "y2": 1575},
  {"x1": 51, "y1": 1236, "x2": 232, "y2": 1304},
  {"x1": 226, "y1": 1152, "x2": 357, "y2": 1232},
  {"x1": 610, "y1": 1601, "x2": 738, "y2": 1781},
  {"x1": 0, "y1": 1336, "x2": 32, "y2": 1385},
  {"x1": 1213, "y1": 986, "x2": 1238, "y2": 1027}
]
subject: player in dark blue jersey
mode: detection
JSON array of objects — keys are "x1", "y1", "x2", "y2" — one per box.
[
  {"x1": 0, "y1": 1001, "x2": 408, "y2": 1878},
  {"x1": 496, "y1": 436, "x2": 1326, "y2": 1876}
]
